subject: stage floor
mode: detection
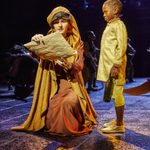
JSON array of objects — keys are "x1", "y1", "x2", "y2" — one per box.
[{"x1": 0, "y1": 78, "x2": 150, "y2": 150}]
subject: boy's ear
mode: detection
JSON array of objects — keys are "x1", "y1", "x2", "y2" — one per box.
[{"x1": 114, "y1": 6, "x2": 119, "y2": 15}]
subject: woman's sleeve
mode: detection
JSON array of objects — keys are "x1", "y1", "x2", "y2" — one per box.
[{"x1": 71, "y1": 41, "x2": 84, "y2": 73}]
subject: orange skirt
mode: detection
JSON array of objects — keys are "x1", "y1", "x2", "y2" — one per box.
[{"x1": 45, "y1": 79, "x2": 92, "y2": 136}]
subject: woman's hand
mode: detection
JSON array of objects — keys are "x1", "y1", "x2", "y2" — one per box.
[
  {"x1": 55, "y1": 58, "x2": 73, "y2": 71},
  {"x1": 31, "y1": 34, "x2": 44, "y2": 43}
]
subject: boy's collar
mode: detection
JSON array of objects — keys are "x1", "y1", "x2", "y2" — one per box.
[{"x1": 108, "y1": 17, "x2": 120, "y2": 24}]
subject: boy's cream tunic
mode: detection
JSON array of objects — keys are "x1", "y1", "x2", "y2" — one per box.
[{"x1": 97, "y1": 18, "x2": 127, "y2": 85}]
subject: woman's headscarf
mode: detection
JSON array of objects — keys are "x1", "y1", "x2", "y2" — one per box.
[
  {"x1": 47, "y1": 6, "x2": 84, "y2": 83},
  {"x1": 47, "y1": 6, "x2": 81, "y2": 50}
]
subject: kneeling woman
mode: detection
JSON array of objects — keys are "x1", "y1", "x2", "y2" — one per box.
[{"x1": 11, "y1": 6, "x2": 97, "y2": 136}]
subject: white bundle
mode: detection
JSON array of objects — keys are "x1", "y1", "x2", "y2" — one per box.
[{"x1": 24, "y1": 32, "x2": 76, "y2": 60}]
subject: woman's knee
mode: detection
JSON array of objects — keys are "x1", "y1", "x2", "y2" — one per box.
[{"x1": 62, "y1": 91, "x2": 79, "y2": 107}]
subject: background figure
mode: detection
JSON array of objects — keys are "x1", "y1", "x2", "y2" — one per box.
[
  {"x1": 83, "y1": 30, "x2": 103, "y2": 93},
  {"x1": 126, "y1": 38, "x2": 136, "y2": 83},
  {"x1": 0, "y1": 44, "x2": 38, "y2": 99},
  {"x1": 12, "y1": 6, "x2": 97, "y2": 136},
  {"x1": 147, "y1": 47, "x2": 150, "y2": 52},
  {"x1": 146, "y1": 46, "x2": 150, "y2": 77}
]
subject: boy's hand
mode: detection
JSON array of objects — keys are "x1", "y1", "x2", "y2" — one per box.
[{"x1": 110, "y1": 64, "x2": 120, "y2": 79}]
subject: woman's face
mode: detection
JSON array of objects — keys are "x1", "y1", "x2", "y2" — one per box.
[{"x1": 52, "y1": 18, "x2": 70, "y2": 37}]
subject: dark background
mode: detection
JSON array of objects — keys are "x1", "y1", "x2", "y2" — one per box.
[{"x1": 0, "y1": 0, "x2": 150, "y2": 77}]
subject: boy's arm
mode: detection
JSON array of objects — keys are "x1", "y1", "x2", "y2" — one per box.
[
  {"x1": 110, "y1": 21, "x2": 127, "y2": 79},
  {"x1": 114, "y1": 22, "x2": 128, "y2": 65}
]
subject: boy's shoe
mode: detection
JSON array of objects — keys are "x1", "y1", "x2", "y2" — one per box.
[
  {"x1": 101, "y1": 124, "x2": 125, "y2": 133},
  {"x1": 103, "y1": 120, "x2": 116, "y2": 128}
]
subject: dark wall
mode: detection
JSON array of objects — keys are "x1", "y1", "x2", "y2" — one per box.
[
  {"x1": 123, "y1": 2, "x2": 150, "y2": 77},
  {"x1": 0, "y1": 0, "x2": 150, "y2": 77}
]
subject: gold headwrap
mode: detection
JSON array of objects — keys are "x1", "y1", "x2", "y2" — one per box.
[{"x1": 47, "y1": 6, "x2": 81, "y2": 50}]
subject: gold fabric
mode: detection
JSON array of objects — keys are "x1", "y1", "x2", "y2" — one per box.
[
  {"x1": 11, "y1": 6, "x2": 97, "y2": 132},
  {"x1": 112, "y1": 85, "x2": 125, "y2": 107},
  {"x1": 97, "y1": 18, "x2": 127, "y2": 85}
]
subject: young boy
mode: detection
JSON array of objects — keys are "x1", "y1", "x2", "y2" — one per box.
[{"x1": 97, "y1": 0, "x2": 127, "y2": 133}]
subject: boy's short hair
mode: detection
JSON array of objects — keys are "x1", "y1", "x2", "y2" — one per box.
[{"x1": 104, "y1": 0, "x2": 123, "y2": 15}]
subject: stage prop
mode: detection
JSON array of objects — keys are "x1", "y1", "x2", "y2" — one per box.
[
  {"x1": 124, "y1": 79, "x2": 150, "y2": 95},
  {"x1": 24, "y1": 32, "x2": 77, "y2": 60}
]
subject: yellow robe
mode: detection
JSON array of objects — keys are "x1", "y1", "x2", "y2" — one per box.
[{"x1": 97, "y1": 18, "x2": 128, "y2": 85}]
